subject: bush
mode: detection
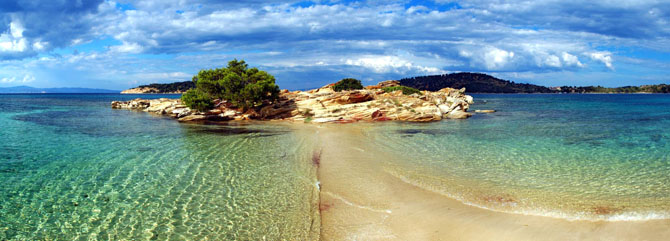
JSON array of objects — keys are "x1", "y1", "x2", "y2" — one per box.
[
  {"x1": 188, "y1": 59, "x2": 279, "y2": 109},
  {"x1": 333, "y1": 78, "x2": 363, "y2": 92},
  {"x1": 382, "y1": 86, "x2": 422, "y2": 95},
  {"x1": 181, "y1": 89, "x2": 213, "y2": 112}
]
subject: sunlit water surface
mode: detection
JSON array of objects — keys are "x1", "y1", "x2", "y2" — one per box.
[
  {"x1": 0, "y1": 94, "x2": 319, "y2": 240},
  {"x1": 368, "y1": 94, "x2": 670, "y2": 221}
]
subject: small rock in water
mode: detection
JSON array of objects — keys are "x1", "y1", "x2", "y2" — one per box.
[
  {"x1": 475, "y1": 109, "x2": 496, "y2": 113},
  {"x1": 446, "y1": 110, "x2": 473, "y2": 119}
]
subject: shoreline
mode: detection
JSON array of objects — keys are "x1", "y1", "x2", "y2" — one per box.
[{"x1": 307, "y1": 123, "x2": 670, "y2": 240}]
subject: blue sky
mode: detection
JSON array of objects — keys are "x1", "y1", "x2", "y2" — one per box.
[{"x1": 1, "y1": 0, "x2": 669, "y2": 90}]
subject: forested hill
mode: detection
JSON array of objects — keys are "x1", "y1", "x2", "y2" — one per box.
[
  {"x1": 121, "y1": 81, "x2": 195, "y2": 94},
  {"x1": 398, "y1": 73, "x2": 554, "y2": 93}
]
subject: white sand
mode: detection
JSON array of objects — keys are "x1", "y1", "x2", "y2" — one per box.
[{"x1": 311, "y1": 124, "x2": 670, "y2": 240}]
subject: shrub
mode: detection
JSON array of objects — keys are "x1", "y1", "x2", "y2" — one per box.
[
  {"x1": 181, "y1": 89, "x2": 213, "y2": 112},
  {"x1": 382, "y1": 86, "x2": 422, "y2": 95},
  {"x1": 333, "y1": 78, "x2": 363, "y2": 92},
  {"x1": 189, "y1": 59, "x2": 279, "y2": 109}
]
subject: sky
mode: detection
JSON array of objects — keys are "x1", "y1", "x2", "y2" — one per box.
[{"x1": 0, "y1": 0, "x2": 669, "y2": 90}]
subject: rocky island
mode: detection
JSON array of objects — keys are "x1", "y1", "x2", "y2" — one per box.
[
  {"x1": 112, "y1": 80, "x2": 474, "y2": 123},
  {"x1": 112, "y1": 59, "x2": 475, "y2": 123}
]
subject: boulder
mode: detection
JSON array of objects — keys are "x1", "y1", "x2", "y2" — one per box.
[
  {"x1": 446, "y1": 110, "x2": 472, "y2": 119},
  {"x1": 178, "y1": 114, "x2": 208, "y2": 122},
  {"x1": 378, "y1": 80, "x2": 400, "y2": 88},
  {"x1": 172, "y1": 108, "x2": 191, "y2": 118},
  {"x1": 465, "y1": 95, "x2": 474, "y2": 104},
  {"x1": 259, "y1": 105, "x2": 294, "y2": 118},
  {"x1": 206, "y1": 109, "x2": 222, "y2": 115},
  {"x1": 336, "y1": 91, "x2": 373, "y2": 104},
  {"x1": 438, "y1": 104, "x2": 450, "y2": 114}
]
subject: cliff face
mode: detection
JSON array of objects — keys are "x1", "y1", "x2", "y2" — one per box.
[{"x1": 112, "y1": 81, "x2": 475, "y2": 123}]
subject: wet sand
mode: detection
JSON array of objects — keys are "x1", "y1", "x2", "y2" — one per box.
[{"x1": 312, "y1": 124, "x2": 670, "y2": 240}]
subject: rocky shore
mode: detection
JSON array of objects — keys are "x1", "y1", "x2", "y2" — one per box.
[
  {"x1": 111, "y1": 80, "x2": 474, "y2": 123},
  {"x1": 120, "y1": 87, "x2": 187, "y2": 94}
]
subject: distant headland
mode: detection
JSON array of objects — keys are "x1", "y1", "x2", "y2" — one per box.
[
  {"x1": 120, "y1": 81, "x2": 195, "y2": 94},
  {"x1": 122, "y1": 72, "x2": 670, "y2": 94},
  {"x1": 399, "y1": 73, "x2": 670, "y2": 94}
]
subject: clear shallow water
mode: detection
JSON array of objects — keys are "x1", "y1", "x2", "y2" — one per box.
[
  {"x1": 0, "y1": 94, "x2": 319, "y2": 240},
  {"x1": 369, "y1": 94, "x2": 670, "y2": 221},
  {"x1": 2, "y1": 93, "x2": 670, "y2": 240}
]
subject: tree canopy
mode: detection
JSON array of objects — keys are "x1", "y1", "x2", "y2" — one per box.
[
  {"x1": 182, "y1": 59, "x2": 280, "y2": 111},
  {"x1": 333, "y1": 78, "x2": 363, "y2": 92}
]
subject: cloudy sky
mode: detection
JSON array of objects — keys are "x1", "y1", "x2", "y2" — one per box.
[{"x1": 0, "y1": 0, "x2": 669, "y2": 90}]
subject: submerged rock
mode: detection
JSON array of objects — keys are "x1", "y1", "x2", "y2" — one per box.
[{"x1": 111, "y1": 81, "x2": 474, "y2": 123}]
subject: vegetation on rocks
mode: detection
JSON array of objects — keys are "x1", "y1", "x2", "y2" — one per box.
[
  {"x1": 184, "y1": 59, "x2": 280, "y2": 110},
  {"x1": 181, "y1": 89, "x2": 213, "y2": 111},
  {"x1": 382, "y1": 86, "x2": 421, "y2": 95},
  {"x1": 333, "y1": 78, "x2": 363, "y2": 92}
]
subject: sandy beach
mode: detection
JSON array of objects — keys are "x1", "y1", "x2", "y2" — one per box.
[{"x1": 312, "y1": 124, "x2": 670, "y2": 240}]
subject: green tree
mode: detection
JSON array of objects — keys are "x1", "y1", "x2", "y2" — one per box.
[
  {"x1": 181, "y1": 89, "x2": 213, "y2": 112},
  {"x1": 188, "y1": 59, "x2": 280, "y2": 109},
  {"x1": 333, "y1": 78, "x2": 363, "y2": 92}
]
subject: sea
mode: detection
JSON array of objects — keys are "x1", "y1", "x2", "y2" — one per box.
[{"x1": 1, "y1": 93, "x2": 669, "y2": 239}]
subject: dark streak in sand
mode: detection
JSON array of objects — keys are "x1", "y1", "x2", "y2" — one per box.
[{"x1": 312, "y1": 149, "x2": 322, "y2": 167}]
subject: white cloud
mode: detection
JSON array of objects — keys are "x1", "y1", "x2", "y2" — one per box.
[
  {"x1": 407, "y1": 5, "x2": 429, "y2": 14},
  {"x1": 110, "y1": 42, "x2": 144, "y2": 53},
  {"x1": 345, "y1": 55, "x2": 443, "y2": 74},
  {"x1": 9, "y1": 21, "x2": 24, "y2": 38},
  {"x1": 0, "y1": 21, "x2": 29, "y2": 53},
  {"x1": 588, "y1": 51, "x2": 614, "y2": 70},
  {"x1": 544, "y1": 55, "x2": 562, "y2": 68},
  {"x1": 32, "y1": 41, "x2": 47, "y2": 51},
  {"x1": 1, "y1": 74, "x2": 35, "y2": 83},
  {"x1": 483, "y1": 48, "x2": 515, "y2": 70},
  {"x1": 561, "y1": 52, "x2": 583, "y2": 67}
]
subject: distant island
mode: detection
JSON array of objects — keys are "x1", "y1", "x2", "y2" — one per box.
[
  {"x1": 121, "y1": 81, "x2": 195, "y2": 94},
  {"x1": 0, "y1": 86, "x2": 118, "y2": 94},
  {"x1": 400, "y1": 73, "x2": 670, "y2": 93}
]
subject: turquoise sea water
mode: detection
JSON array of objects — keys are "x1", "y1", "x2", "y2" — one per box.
[
  {"x1": 370, "y1": 94, "x2": 670, "y2": 221},
  {"x1": 0, "y1": 94, "x2": 319, "y2": 240},
  {"x1": 2, "y1": 94, "x2": 670, "y2": 239}
]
